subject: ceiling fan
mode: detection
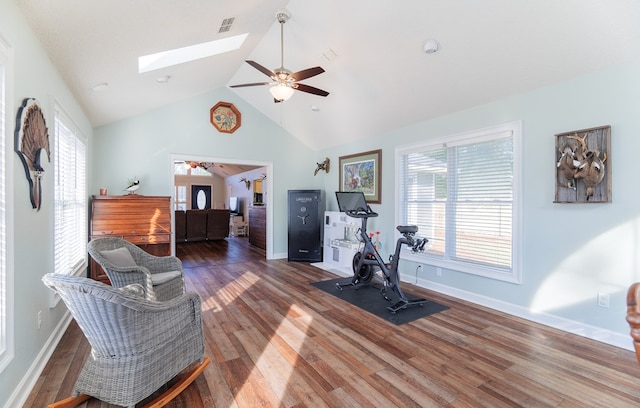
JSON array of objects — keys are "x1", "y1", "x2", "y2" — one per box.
[{"x1": 230, "y1": 10, "x2": 329, "y2": 103}]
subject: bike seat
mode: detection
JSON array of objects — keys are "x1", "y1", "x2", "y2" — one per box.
[{"x1": 397, "y1": 225, "x2": 418, "y2": 234}]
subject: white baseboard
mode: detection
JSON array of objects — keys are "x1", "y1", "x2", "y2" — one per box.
[
  {"x1": 272, "y1": 251, "x2": 288, "y2": 260},
  {"x1": 310, "y1": 262, "x2": 632, "y2": 352},
  {"x1": 402, "y1": 272, "x2": 633, "y2": 352},
  {"x1": 4, "y1": 312, "x2": 72, "y2": 408}
]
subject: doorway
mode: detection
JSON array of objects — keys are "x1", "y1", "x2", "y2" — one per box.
[{"x1": 169, "y1": 154, "x2": 274, "y2": 259}]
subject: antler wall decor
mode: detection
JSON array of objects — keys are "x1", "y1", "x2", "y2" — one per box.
[
  {"x1": 15, "y1": 98, "x2": 51, "y2": 210},
  {"x1": 314, "y1": 157, "x2": 330, "y2": 176},
  {"x1": 555, "y1": 125, "x2": 610, "y2": 203},
  {"x1": 239, "y1": 177, "x2": 251, "y2": 190}
]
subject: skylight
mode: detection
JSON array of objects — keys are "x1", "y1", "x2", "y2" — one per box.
[{"x1": 138, "y1": 33, "x2": 249, "y2": 73}]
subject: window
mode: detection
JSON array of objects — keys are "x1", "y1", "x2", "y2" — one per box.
[
  {"x1": 0, "y1": 33, "x2": 12, "y2": 372},
  {"x1": 174, "y1": 162, "x2": 212, "y2": 177},
  {"x1": 175, "y1": 185, "x2": 187, "y2": 210},
  {"x1": 396, "y1": 121, "x2": 522, "y2": 283},
  {"x1": 54, "y1": 104, "x2": 87, "y2": 280},
  {"x1": 174, "y1": 162, "x2": 188, "y2": 175},
  {"x1": 173, "y1": 162, "x2": 213, "y2": 209},
  {"x1": 190, "y1": 166, "x2": 211, "y2": 176}
]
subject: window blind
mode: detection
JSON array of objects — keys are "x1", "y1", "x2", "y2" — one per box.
[
  {"x1": 0, "y1": 39, "x2": 9, "y2": 371},
  {"x1": 397, "y1": 122, "x2": 521, "y2": 282},
  {"x1": 54, "y1": 108, "x2": 86, "y2": 275}
]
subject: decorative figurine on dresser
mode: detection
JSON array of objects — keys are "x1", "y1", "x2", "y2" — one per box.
[{"x1": 89, "y1": 195, "x2": 172, "y2": 283}]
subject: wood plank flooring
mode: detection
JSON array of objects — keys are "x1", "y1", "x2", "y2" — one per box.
[{"x1": 25, "y1": 236, "x2": 640, "y2": 407}]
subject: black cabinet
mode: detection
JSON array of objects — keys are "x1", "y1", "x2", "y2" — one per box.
[
  {"x1": 249, "y1": 206, "x2": 266, "y2": 249},
  {"x1": 288, "y1": 190, "x2": 324, "y2": 262}
]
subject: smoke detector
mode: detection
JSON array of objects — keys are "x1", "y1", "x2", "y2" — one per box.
[{"x1": 424, "y1": 39, "x2": 440, "y2": 54}]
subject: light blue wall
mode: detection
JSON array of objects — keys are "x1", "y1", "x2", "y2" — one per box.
[
  {"x1": 92, "y1": 88, "x2": 321, "y2": 256},
  {"x1": 319, "y1": 59, "x2": 640, "y2": 344},
  {"x1": 0, "y1": 2, "x2": 93, "y2": 407},
  {"x1": 3, "y1": 0, "x2": 640, "y2": 404},
  {"x1": 225, "y1": 167, "x2": 268, "y2": 216}
]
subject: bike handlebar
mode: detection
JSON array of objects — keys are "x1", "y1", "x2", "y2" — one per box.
[{"x1": 346, "y1": 207, "x2": 378, "y2": 218}]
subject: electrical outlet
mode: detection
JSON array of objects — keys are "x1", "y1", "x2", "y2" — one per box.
[
  {"x1": 37, "y1": 311, "x2": 42, "y2": 329},
  {"x1": 436, "y1": 267, "x2": 442, "y2": 277},
  {"x1": 597, "y1": 293, "x2": 610, "y2": 308}
]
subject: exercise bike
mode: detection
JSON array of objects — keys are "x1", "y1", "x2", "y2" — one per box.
[{"x1": 334, "y1": 192, "x2": 429, "y2": 313}]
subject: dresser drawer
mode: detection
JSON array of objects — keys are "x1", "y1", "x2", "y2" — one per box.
[
  {"x1": 125, "y1": 234, "x2": 171, "y2": 245},
  {"x1": 89, "y1": 195, "x2": 172, "y2": 282}
]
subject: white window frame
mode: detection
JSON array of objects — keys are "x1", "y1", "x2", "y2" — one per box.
[
  {"x1": 0, "y1": 32, "x2": 14, "y2": 373},
  {"x1": 395, "y1": 121, "x2": 522, "y2": 283},
  {"x1": 175, "y1": 185, "x2": 187, "y2": 210},
  {"x1": 53, "y1": 102, "x2": 87, "y2": 290}
]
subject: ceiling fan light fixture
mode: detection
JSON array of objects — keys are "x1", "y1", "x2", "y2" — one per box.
[
  {"x1": 229, "y1": 8, "x2": 329, "y2": 100},
  {"x1": 270, "y1": 83, "x2": 295, "y2": 102}
]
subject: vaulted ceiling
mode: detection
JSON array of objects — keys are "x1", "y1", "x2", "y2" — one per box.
[{"x1": 16, "y1": 0, "x2": 640, "y2": 151}]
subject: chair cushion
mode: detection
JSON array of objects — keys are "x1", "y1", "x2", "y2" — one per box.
[
  {"x1": 151, "y1": 271, "x2": 182, "y2": 285},
  {"x1": 100, "y1": 247, "x2": 136, "y2": 267}
]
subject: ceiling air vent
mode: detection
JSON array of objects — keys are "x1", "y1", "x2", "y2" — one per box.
[{"x1": 218, "y1": 17, "x2": 235, "y2": 33}]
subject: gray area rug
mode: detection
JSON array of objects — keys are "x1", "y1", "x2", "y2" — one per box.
[{"x1": 312, "y1": 277, "x2": 449, "y2": 325}]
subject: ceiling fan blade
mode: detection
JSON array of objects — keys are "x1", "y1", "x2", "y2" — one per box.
[
  {"x1": 245, "y1": 60, "x2": 275, "y2": 78},
  {"x1": 295, "y1": 83, "x2": 330, "y2": 97},
  {"x1": 230, "y1": 82, "x2": 271, "y2": 88},
  {"x1": 291, "y1": 66, "x2": 325, "y2": 81}
]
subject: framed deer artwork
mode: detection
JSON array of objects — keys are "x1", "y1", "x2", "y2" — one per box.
[{"x1": 554, "y1": 125, "x2": 611, "y2": 203}]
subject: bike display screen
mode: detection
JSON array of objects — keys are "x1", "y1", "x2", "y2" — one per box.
[{"x1": 335, "y1": 191, "x2": 368, "y2": 213}]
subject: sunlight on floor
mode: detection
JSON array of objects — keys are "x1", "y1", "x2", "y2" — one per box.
[
  {"x1": 200, "y1": 270, "x2": 254, "y2": 312},
  {"x1": 238, "y1": 302, "x2": 313, "y2": 405},
  {"x1": 197, "y1": 268, "x2": 314, "y2": 405}
]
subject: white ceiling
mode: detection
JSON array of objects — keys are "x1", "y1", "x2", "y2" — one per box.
[
  {"x1": 178, "y1": 161, "x2": 262, "y2": 179},
  {"x1": 16, "y1": 0, "x2": 640, "y2": 151}
]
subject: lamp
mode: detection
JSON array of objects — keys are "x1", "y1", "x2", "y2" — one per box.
[{"x1": 269, "y1": 83, "x2": 295, "y2": 102}]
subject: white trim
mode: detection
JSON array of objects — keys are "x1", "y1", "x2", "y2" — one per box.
[
  {"x1": 310, "y1": 262, "x2": 631, "y2": 352},
  {"x1": 395, "y1": 120, "x2": 523, "y2": 284},
  {"x1": 51, "y1": 100, "x2": 88, "y2": 307},
  {"x1": 399, "y1": 271, "x2": 633, "y2": 351},
  {"x1": 272, "y1": 251, "x2": 288, "y2": 260},
  {"x1": 0, "y1": 30, "x2": 14, "y2": 374},
  {"x1": 52, "y1": 100, "x2": 88, "y2": 144},
  {"x1": 3, "y1": 312, "x2": 72, "y2": 408},
  {"x1": 395, "y1": 121, "x2": 520, "y2": 153}
]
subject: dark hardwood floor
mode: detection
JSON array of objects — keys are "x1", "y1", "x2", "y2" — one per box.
[{"x1": 25, "y1": 236, "x2": 640, "y2": 407}]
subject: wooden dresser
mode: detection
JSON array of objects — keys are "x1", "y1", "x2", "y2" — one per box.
[
  {"x1": 248, "y1": 206, "x2": 266, "y2": 250},
  {"x1": 89, "y1": 195, "x2": 172, "y2": 283}
]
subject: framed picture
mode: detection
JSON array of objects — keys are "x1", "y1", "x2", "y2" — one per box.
[
  {"x1": 554, "y1": 125, "x2": 611, "y2": 203},
  {"x1": 339, "y1": 149, "x2": 382, "y2": 204},
  {"x1": 210, "y1": 101, "x2": 241, "y2": 133}
]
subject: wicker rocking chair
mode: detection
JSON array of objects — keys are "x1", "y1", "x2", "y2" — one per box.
[
  {"x1": 42, "y1": 273, "x2": 209, "y2": 408},
  {"x1": 88, "y1": 237, "x2": 185, "y2": 301}
]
